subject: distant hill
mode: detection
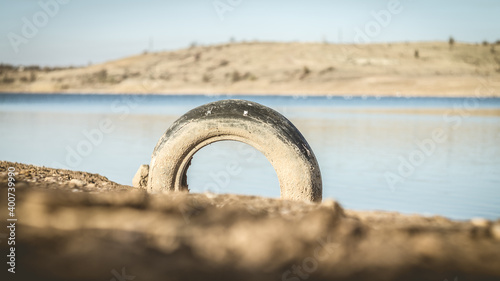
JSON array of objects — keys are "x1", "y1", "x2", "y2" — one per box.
[{"x1": 1, "y1": 41, "x2": 499, "y2": 97}]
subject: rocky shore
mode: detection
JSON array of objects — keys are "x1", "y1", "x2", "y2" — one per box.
[{"x1": 1, "y1": 161, "x2": 500, "y2": 281}]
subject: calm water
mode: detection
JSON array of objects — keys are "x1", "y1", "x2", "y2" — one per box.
[{"x1": 1, "y1": 94, "x2": 500, "y2": 220}]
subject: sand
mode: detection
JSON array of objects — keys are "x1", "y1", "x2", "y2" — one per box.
[
  {"x1": 1, "y1": 160, "x2": 500, "y2": 281},
  {"x1": 1, "y1": 41, "x2": 499, "y2": 97}
]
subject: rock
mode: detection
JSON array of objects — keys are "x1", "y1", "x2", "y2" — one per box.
[
  {"x1": 491, "y1": 224, "x2": 500, "y2": 240},
  {"x1": 45, "y1": 177, "x2": 56, "y2": 183},
  {"x1": 471, "y1": 217, "x2": 490, "y2": 228},
  {"x1": 321, "y1": 199, "x2": 345, "y2": 216},
  {"x1": 69, "y1": 179, "x2": 85, "y2": 188},
  {"x1": 132, "y1": 164, "x2": 149, "y2": 189}
]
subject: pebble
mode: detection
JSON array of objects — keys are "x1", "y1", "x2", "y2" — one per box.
[
  {"x1": 470, "y1": 218, "x2": 490, "y2": 228},
  {"x1": 45, "y1": 177, "x2": 56, "y2": 183},
  {"x1": 321, "y1": 199, "x2": 344, "y2": 215},
  {"x1": 69, "y1": 179, "x2": 85, "y2": 188},
  {"x1": 204, "y1": 191, "x2": 217, "y2": 199},
  {"x1": 132, "y1": 164, "x2": 149, "y2": 189},
  {"x1": 491, "y1": 224, "x2": 500, "y2": 240}
]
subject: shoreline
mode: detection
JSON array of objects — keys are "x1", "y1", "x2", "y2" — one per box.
[
  {"x1": 1, "y1": 41, "x2": 499, "y2": 98},
  {"x1": 2, "y1": 92, "x2": 500, "y2": 117},
  {"x1": 1, "y1": 160, "x2": 500, "y2": 280},
  {"x1": 1, "y1": 90, "x2": 500, "y2": 99}
]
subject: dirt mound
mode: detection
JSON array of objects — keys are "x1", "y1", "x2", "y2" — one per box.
[{"x1": 1, "y1": 161, "x2": 499, "y2": 281}]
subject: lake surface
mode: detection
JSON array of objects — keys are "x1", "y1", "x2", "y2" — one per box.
[{"x1": 1, "y1": 93, "x2": 500, "y2": 220}]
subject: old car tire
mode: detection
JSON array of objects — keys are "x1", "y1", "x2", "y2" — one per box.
[{"x1": 147, "y1": 99, "x2": 322, "y2": 202}]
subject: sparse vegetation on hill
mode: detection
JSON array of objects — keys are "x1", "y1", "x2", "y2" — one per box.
[{"x1": 1, "y1": 41, "x2": 499, "y2": 97}]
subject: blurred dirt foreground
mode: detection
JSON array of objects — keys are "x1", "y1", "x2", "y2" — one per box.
[
  {"x1": 1, "y1": 161, "x2": 500, "y2": 281},
  {"x1": 1, "y1": 42, "x2": 499, "y2": 97}
]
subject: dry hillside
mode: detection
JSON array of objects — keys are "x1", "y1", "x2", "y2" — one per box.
[{"x1": 1, "y1": 41, "x2": 499, "y2": 96}]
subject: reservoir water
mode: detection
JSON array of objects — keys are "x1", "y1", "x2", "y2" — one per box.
[{"x1": 1, "y1": 93, "x2": 499, "y2": 220}]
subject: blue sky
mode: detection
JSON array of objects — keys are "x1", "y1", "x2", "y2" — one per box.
[{"x1": 1, "y1": 0, "x2": 499, "y2": 66}]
